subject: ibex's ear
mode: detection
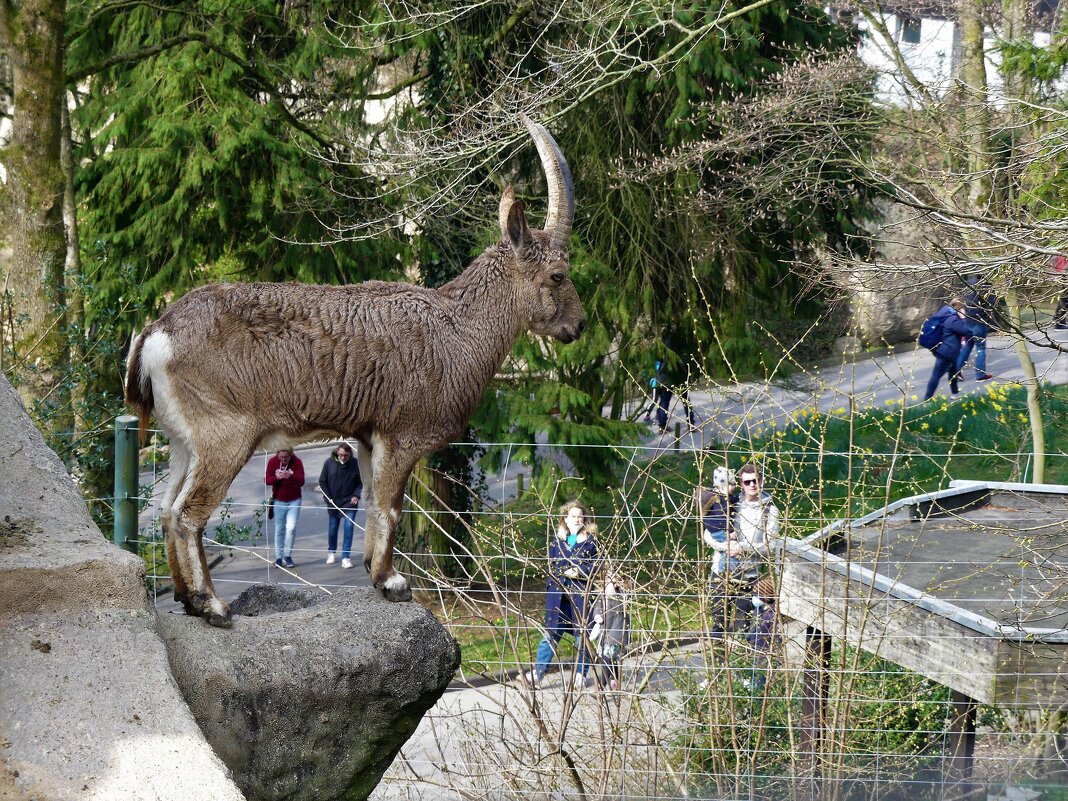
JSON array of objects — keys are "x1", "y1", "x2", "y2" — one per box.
[{"x1": 499, "y1": 186, "x2": 531, "y2": 255}]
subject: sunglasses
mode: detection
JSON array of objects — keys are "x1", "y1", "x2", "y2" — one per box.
[{"x1": 741, "y1": 478, "x2": 759, "y2": 486}]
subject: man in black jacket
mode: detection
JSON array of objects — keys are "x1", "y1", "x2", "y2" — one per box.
[
  {"x1": 317, "y1": 443, "x2": 363, "y2": 568},
  {"x1": 955, "y1": 277, "x2": 998, "y2": 382}
]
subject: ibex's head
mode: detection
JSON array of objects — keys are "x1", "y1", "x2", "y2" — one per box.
[{"x1": 499, "y1": 117, "x2": 586, "y2": 344}]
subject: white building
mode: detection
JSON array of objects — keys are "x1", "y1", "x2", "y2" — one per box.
[{"x1": 856, "y1": 3, "x2": 1059, "y2": 104}]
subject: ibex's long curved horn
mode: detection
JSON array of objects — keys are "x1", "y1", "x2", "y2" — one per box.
[{"x1": 521, "y1": 114, "x2": 575, "y2": 252}]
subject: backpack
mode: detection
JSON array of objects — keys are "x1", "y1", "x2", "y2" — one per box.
[{"x1": 918, "y1": 309, "x2": 950, "y2": 350}]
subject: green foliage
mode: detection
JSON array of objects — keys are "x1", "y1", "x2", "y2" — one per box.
[
  {"x1": 395, "y1": 0, "x2": 876, "y2": 487},
  {"x1": 579, "y1": 1, "x2": 874, "y2": 377},
  {"x1": 998, "y1": 36, "x2": 1068, "y2": 92},
  {"x1": 21, "y1": 256, "x2": 151, "y2": 527},
  {"x1": 494, "y1": 383, "x2": 1068, "y2": 571},
  {"x1": 66, "y1": 0, "x2": 403, "y2": 335},
  {"x1": 212, "y1": 497, "x2": 264, "y2": 546}
]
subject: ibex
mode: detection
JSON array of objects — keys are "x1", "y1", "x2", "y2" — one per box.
[{"x1": 125, "y1": 117, "x2": 584, "y2": 627}]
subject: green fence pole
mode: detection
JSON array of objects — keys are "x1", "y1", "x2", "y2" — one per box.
[{"x1": 114, "y1": 414, "x2": 140, "y2": 554}]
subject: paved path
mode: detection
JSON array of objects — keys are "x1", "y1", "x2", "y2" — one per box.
[
  {"x1": 145, "y1": 442, "x2": 374, "y2": 614},
  {"x1": 642, "y1": 329, "x2": 1068, "y2": 449}
]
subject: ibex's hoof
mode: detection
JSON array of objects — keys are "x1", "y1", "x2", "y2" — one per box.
[
  {"x1": 363, "y1": 559, "x2": 372, "y2": 574},
  {"x1": 204, "y1": 597, "x2": 233, "y2": 628},
  {"x1": 205, "y1": 609, "x2": 233, "y2": 628},
  {"x1": 378, "y1": 574, "x2": 412, "y2": 603}
]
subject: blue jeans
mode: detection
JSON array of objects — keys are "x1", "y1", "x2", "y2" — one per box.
[
  {"x1": 534, "y1": 594, "x2": 591, "y2": 678},
  {"x1": 534, "y1": 634, "x2": 590, "y2": 680},
  {"x1": 956, "y1": 322, "x2": 989, "y2": 379},
  {"x1": 327, "y1": 508, "x2": 355, "y2": 559},
  {"x1": 273, "y1": 498, "x2": 301, "y2": 560},
  {"x1": 923, "y1": 354, "x2": 959, "y2": 400}
]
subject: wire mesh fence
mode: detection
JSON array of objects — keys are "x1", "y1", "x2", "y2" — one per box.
[{"x1": 115, "y1": 421, "x2": 1068, "y2": 801}]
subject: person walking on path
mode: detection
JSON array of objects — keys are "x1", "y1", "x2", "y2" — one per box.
[
  {"x1": 1053, "y1": 255, "x2": 1068, "y2": 330},
  {"x1": 956, "y1": 278, "x2": 998, "y2": 382},
  {"x1": 923, "y1": 299, "x2": 973, "y2": 401},
  {"x1": 525, "y1": 500, "x2": 600, "y2": 690},
  {"x1": 317, "y1": 443, "x2": 363, "y2": 569},
  {"x1": 653, "y1": 358, "x2": 697, "y2": 434},
  {"x1": 266, "y1": 447, "x2": 305, "y2": 568},
  {"x1": 641, "y1": 358, "x2": 666, "y2": 423}
]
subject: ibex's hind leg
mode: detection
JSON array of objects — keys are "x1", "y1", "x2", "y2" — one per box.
[
  {"x1": 172, "y1": 431, "x2": 258, "y2": 627},
  {"x1": 161, "y1": 439, "x2": 195, "y2": 615},
  {"x1": 365, "y1": 433, "x2": 416, "y2": 602}
]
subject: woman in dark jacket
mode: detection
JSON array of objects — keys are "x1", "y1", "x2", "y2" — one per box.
[
  {"x1": 923, "y1": 299, "x2": 972, "y2": 401},
  {"x1": 524, "y1": 500, "x2": 599, "y2": 690},
  {"x1": 317, "y1": 443, "x2": 363, "y2": 568}
]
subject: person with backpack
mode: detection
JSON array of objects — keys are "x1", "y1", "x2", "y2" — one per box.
[
  {"x1": 589, "y1": 570, "x2": 630, "y2": 691},
  {"x1": 921, "y1": 298, "x2": 972, "y2": 401}
]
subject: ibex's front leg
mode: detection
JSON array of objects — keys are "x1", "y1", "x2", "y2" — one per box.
[
  {"x1": 363, "y1": 433, "x2": 416, "y2": 602},
  {"x1": 356, "y1": 439, "x2": 376, "y2": 571}
]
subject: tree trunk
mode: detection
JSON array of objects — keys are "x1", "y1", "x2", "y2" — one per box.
[
  {"x1": 0, "y1": 0, "x2": 70, "y2": 424},
  {"x1": 957, "y1": 0, "x2": 992, "y2": 214},
  {"x1": 1006, "y1": 291, "x2": 1046, "y2": 482},
  {"x1": 61, "y1": 98, "x2": 86, "y2": 437}
]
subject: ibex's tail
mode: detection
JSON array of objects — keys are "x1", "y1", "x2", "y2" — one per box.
[{"x1": 124, "y1": 331, "x2": 154, "y2": 447}]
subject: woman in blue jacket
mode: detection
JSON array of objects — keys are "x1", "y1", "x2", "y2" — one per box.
[
  {"x1": 923, "y1": 299, "x2": 972, "y2": 401},
  {"x1": 524, "y1": 500, "x2": 600, "y2": 690}
]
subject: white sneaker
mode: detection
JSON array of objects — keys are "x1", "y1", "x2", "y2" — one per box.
[
  {"x1": 326, "y1": 553, "x2": 336, "y2": 565},
  {"x1": 574, "y1": 673, "x2": 586, "y2": 690},
  {"x1": 342, "y1": 558, "x2": 353, "y2": 569},
  {"x1": 523, "y1": 670, "x2": 542, "y2": 689}
]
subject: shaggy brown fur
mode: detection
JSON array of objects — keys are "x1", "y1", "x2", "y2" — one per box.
[{"x1": 125, "y1": 120, "x2": 584, "y2": 627}]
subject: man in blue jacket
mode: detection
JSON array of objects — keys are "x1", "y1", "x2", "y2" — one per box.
[{"x1": 923, "y1": 299, "x2": 972, "y2": 401}]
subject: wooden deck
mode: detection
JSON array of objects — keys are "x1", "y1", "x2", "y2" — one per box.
[{"x1": 778, "y1": 482, "x2": 1068, "y2": 708}]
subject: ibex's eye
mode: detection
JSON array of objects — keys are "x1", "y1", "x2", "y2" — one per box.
[{"x1": 550, "y1": 272, "x2": 565, "y2": 285}]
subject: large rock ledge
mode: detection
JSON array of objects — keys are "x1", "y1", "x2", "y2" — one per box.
[
  {"x1": 0, "y1": 376, "x2": 243, "y2": 800},
  {"x1": 158, "y1": 584, "x2": 461, "y2": 801},
  {"x1": 0, "y1": 375, "x2": 460, "y2": 800}
]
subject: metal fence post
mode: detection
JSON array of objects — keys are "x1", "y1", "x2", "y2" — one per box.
[{"x1": 114, "y1": 414, "x2": 140, "y2": 554}]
